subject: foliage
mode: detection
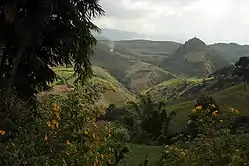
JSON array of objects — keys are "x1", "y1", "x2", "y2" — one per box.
[
  {"x1": 234, "y1": 56, "x2": 249, "y2": 83},
  {"x1": 156, "y1": 97, "x2": 248, "y2": 166},
  {"x1": 107, "y1": 125, "x2": 131, "y2": 166},
  {"x1": 97, "y1": 104, "x2": 128, "y2": 122},
  {"x1": 0, "y1": 0, "x2": 104, "y2": 99},
  {"x1": 0, "y1": 85, "x2": 129, "y2": 165},
  {"x1": 184, "y1": 95, "x2": 240, "y2": 138},
  {"x1": 157, "y1": 132, "x2": 249, "y2": 166},
  {"x1": 121, "y1": 95, "x2": 176, "y2": 144},
  {"x1": 52, "y1": 66, "x2": 134, "y2": 106}
]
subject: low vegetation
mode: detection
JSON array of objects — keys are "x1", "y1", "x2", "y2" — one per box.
[{"x1": 1, "y1": 0, "x2": 249, "y2": 165}]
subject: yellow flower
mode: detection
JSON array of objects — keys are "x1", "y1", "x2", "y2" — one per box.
[
  {"x1": 52, "y1": 119, "x2": 57, "y2": 124},
  {"x1": 51, "y1": 124, "x2": 55, "y2": 130},
  {"x1": 0, "y1": 130, "x2": 6, "y2": 135},
  {"x1": 47, "y1": 121, "x2": 51, "y2": 127},
  {"x1": 66, "y1": 140, "x2": 70, "y2": 145},
  {"x1": 212, "y1": 110, "x2": 218, "y2": 116},
  {"x1": 53, "y1": 103, "x2": 58, "y2": 110},
  {"x1": 192, "y1": 109, "x2": 196, "y2": 113},
  {"x1": 196, "y1": 106, "x2": 202, "y2": 110},
  {"x1": 84, "y1": 129, "x2": 89, "y2": 135}
]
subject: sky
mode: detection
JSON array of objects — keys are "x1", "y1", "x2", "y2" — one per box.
[{"x1": 93, "y1": 0, "x2": 249, "y2": 44}]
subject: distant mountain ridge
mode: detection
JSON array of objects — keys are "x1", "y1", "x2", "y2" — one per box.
[
  {"x1": 90, "y1": 30, "x2": 249, "y2": 92},
  {"x1": 161, "y1": 37, "x2": 229, "y2": 77},
  {"x1": 94, "y1": 28, "x2": 146, "y2": 41},
  {"x1": 210, "y1": 43, "x2": 249, "y2": 63},
  {"x1": 95, "y1": 28, "x2": 249, "y2": 63}
]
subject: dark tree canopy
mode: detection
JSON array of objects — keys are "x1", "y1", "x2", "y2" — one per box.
[
  {"x1": 0, "y1": 0, "x2": 104, "y2": 99},
  {"x1": 234, "y1": 56, "x2": 249, "y2": 83}
]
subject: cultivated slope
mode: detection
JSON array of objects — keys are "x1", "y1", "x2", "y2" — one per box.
[
  {"x1": 46, "y1": 66, "x2": 135, "y2": 107},
  {"x1": 91, "y1": 41, "x2": 175, "y2": 92},
  {"x1": 115, "y1": 40, "x2": 181, "y2": 66}
]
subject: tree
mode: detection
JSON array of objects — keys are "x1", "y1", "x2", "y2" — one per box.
[
  {"x1": 234, "y1": 56, "x2": 249, "y2": 83},
  {"x1": 129, "y1": 95, "x2": 176, "y2": 141},
  {"x1": 0, "y1": 0, "x2": 104, "y2": 100}
]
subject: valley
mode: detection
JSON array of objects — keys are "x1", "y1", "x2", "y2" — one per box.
[
  {"x1": 2, "y1": 2, "x2": 249, "y2": 166},
  {"x1": 43, "y1": 30, "x2": 249, "y2": 165}
]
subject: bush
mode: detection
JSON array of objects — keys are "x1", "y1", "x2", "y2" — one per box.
[
  {"x1": 156, "y1": 97, "x2": 248, "y2": 166},
  {"x1": 121, "y1": 95, "x2": 176, "y2": 145},
  {"x1": 157, "y1": 132, "x2": 249, "y2": 166},
  {"x1": 0, "y1": 85, "x2": 129, "y2": 165}
]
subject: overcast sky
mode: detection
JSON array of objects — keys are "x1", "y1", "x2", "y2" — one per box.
[{"x1": 93, "y1": 0, "x2": 249, "y2": 44}]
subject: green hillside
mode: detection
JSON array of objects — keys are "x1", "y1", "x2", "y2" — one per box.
[
  {"x1": 50, "y1": 38, "x2": 248, "y2": 135},
  {"x1": 114, "y1": 40, "x2": 181, "y2": 66},
  {"x1": 210, "y1": 43, "x2": 249, "y2": 63},
  {"x1": 46, "y1": 66, "x2": 135, "y2": 107},
  {"x1": 144, "y1": 77, "x2": 203, "y2": 101},
  {"x1": 116, "y1": 40, "x2": 181, "y2": 55},
  {"x1": 161, "y1": 38, "x2": 229, "y2": 77},
  {"x1": 91, "y1": 41, "x2": 175, "y2": 92},
  {"x1": 167, "y1": 84, "x2": 249, "y2": 133}
]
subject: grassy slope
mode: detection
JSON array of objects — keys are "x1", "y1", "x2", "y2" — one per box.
[
  {"x1": 116, "y1": 40, "x2": 181, "y2": 55},
  {"x1": 92, "y1": 41, "x2": 175, "y2": 92},
  {"x1": 52, "y1": 66, "x2": 134, "y2": 107},
  {"x1": 167, "y1": 84, "x2": 249, "y2": 133},
  {"x1": 118, "y1": 84, "x2": 249, "y2": 166},
  {"x1": 115, "y1": 40, "x2": 181, "y2": 66},
  {"x1": 144, "y1": 78, "x2": 203, "y2": 100},
  {"x1": 210, "y1": 43, "x2": 249, "y2": 63},
  {"x1": 122, "y1": 144, "x2": 163, "y2": 166},
  {"x1": 161, "y1": 38, "x2": 229, "y2": 77}
]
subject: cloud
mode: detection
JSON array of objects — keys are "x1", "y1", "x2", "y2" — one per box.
[{"x1": 94, "y1": 0, "x2": 249, "y2": 44}]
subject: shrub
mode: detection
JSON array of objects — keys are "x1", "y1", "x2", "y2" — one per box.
[
  {"x1": 157, "y1": 132, "x2": 249, "y2": 166},
  {"x1": 156, "y1": 98, "x2": 248, "y2": 166},
  {"x1": 0, "y1": 85, "x2": 129, "y2": 165},
  {"x1": 122, "y1": 95, "x2": 176, "y2": 145},
  {"x1": 184, "y1": 96, "x2": 240, "y2": 138}
]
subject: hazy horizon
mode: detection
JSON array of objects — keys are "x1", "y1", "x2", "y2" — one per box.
[
  {"x1": 93, "y1": 0, "x2": 249, "y2": 45},
  {"x1": 96, "y1": 28, "x2": 249, "y2": 45}
]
